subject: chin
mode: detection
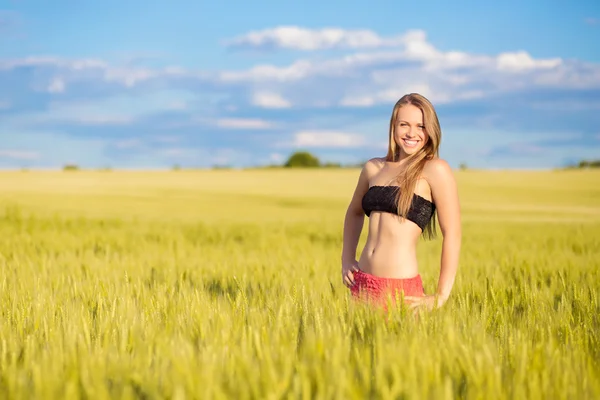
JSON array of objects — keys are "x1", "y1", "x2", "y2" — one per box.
[{"x1": 399, "y1": 145, "x2": 424, "y2": 156}]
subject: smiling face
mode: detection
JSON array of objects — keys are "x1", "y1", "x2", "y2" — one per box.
[
  {"x1": 386, "y1": 93, "x2": 441, "y2": 163},
  {"x1": 393, "y1": 104, "x2": 428, "y2": 159}
]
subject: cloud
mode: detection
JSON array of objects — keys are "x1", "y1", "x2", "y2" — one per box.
[
  {"x1": 289, "y1": 131, "x2": 373, "y2": 148},
  {"x1": 47, "y1": 78, "x2": 66, "y2": 93},
  {"x1": 251, "y1": 92, "x2": 291, "y2": 108},
  {"x1": 1, "y1": 26, "x2": 599, "y2": 169},
  {"x1": 224, "y1": 26, "x2": 410, "y2": 51},
  {"x1": 215, "y1": 118, "x2": 275, "y2": 129},
  {"x1": 0, "y1": 149, "x2": 40, "y2": 160},
  {"x1": 5, "y1": 99, "x2": 136, "y2": 127},
  {"x1": 2, "y1": 31, "x2": 595, "y2": 117},
  {"x1": 496, "y1": 51, "x2": 561, "y2": 72},
  {"x1": 213, "y1": 29, "x2": 593, "y2": 113}
]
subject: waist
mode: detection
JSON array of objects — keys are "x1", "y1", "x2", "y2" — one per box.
[{"x1": 358, "y1": 246, "x2": 419, "y2": 279}]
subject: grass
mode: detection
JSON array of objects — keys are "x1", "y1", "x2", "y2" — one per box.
[{"x1": 0, "y1": 168, "x2": 599, "y2": 399}]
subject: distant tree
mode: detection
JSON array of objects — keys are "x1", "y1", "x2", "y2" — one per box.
[
  {"x1": 578, "y1": 159, "x2": 600, "y2": 168},
  {"x1": 172, "y1": 164, "x2": 181, "y2": 171},
  {"x1": 459, "y1": 162, "x2": 468, "y2": 171},
  {"x1": 284, "y1": 151, "x2": 320, "y2": 168},
  {"x1": 322, "y1": 162, "x2": 342, "y2": 168},
  {"x1": 63, "y1": 164, "x2": 79, "y2": 171}
]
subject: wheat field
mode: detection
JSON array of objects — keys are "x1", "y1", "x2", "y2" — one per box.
[{"x1": 0, "y1": 168, "x2": 598, "y2": 399}]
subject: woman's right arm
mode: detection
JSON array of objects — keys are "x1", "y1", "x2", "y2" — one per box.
[{"x1": 341, "y1": 161, "x2": 372, "y2": 286}]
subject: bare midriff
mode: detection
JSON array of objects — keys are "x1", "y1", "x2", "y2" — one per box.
[{"x1": 357, "y1": 211, "x2": 422, "y2": 279}]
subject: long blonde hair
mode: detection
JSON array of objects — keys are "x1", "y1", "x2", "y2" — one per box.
[{"x1": 386, "y1": 93, "x2": 441, "y2": 239}]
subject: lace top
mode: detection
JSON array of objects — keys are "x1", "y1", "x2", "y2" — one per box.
[{"x1": 361, "y1": 186, "x2": 435, "y2": 231}]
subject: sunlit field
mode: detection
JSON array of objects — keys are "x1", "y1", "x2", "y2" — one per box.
[{"x1": 0, "y1": 168, "x2": 599, "y2": 399}]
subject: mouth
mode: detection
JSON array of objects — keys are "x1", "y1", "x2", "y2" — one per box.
[{"x1": 402, "y1": 138, "x2": 420, "y2": 148}]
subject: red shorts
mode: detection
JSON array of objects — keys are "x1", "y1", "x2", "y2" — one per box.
[{"x1": 350, "y1": 270, "x2": 425, "y2": 306}]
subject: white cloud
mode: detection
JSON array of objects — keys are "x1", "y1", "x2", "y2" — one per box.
[
  {"x1": 496, "y1": 51, "x2": 562, "y2": 72},
  {"x1": 224, "y1": 26, "x2": 410, "y2": 51},
  {"x1": 0, "y1": 56, "x2": 106, "y2": 70},
  {"x1": 104, "y1": 67, "x2": 157, "y2": 87},
  {"x1": 213, "y1": 28, "x2": 596, "y2": 109},
  {"x1": 12, "y1": 108, "x2": 134, "y2": 126},
  {"x1": 215, "y1": 118, "x2": 274, "y2": 129},
  {"x1": 251, "y1": 91, "x2": 291, "y2": 108},
  {"x1": 3, "y1": 30, "x2": 596, "y2": 117},
  {"x1": 47, "y1": 77, "x2": 65, "y2": 93},
  {"x1": 219, "y1": 60, "x2": 312, "y2": 83},
  {"x1": 291, "y1": 131, "x2": 368, "y2": 148},
  {"x1": 0, "y1": 150, "x2": 40, "y2": 160},
  {"x1": 402, "y1": 30, "x2": 439, "y2": 61},
  {"x1": 0, "y1": 27, "x2": 599, "y2": 171}
]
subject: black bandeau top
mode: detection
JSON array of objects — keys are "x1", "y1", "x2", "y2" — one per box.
[{"x1": 362, "y1": 185, "x2": 435, "y2": 231}]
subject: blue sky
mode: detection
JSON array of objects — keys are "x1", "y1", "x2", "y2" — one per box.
[{"x1": 1, "y1": 0, "x2": 599, "y2": 169}]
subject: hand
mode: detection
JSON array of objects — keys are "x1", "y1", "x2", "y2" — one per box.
[
  {"x1": 342, "y1": 261, "x2": 359, "y2": 288},
  {"x1": 404, "y1": 294, "x2": 446, "y2": 312}
]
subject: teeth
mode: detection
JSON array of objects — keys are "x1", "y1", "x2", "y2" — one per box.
[{"x1": 404, "y1": 139, "x2": 418, "y2": 147}]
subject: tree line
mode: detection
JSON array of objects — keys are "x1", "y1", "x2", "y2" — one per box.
[
  {"x1": 573, "y1": 159, "x2": 600, "y2": 168},
  {"x1": 52, "y1": 154, "x2": 600, "y2": 171},
  {"x1": 280, "y1": 151, "x2": 359, "y2": 168}
]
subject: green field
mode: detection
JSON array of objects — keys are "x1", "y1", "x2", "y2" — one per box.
[{"x1": 0, "y1": 168, "x2": 599, "y2": 399}]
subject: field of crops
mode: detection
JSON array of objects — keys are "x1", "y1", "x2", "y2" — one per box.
[{"x1": 0, "y1": 168, "x2": 599, "y2": 399}]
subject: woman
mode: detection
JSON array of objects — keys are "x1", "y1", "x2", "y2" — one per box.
[{"x1": 341, "y1": 93, "x2": 461, "y2": 311}]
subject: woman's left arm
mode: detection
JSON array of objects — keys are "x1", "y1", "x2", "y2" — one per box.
[{"x1": 406, "y1": 159, "x2": 462, "y2": 310}]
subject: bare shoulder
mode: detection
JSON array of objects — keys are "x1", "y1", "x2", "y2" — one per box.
[
  {"x1": 423, "y1": 158, "x2": 455, "y2": 184},
  {"x1": 362, "y1": 156, "x2": 386, "y2": 178},
  {"x1": 422, "y1": 158, "x2": 459, "y2": 210},
  {"x1": 365, "y1": 156, "x2": 386, "y2": 168},
  {"x1": 353, "y1": 156, "x2": 385, "y2": 192},
  {"x1": 365, "y1": 157, "x2": 385, "y2": 171}
]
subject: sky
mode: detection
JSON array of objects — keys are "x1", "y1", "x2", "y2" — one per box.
[{"x1": 1, "y1": 0, "x2": 599, "y2": 169}]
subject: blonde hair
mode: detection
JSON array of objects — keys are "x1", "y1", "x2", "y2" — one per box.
[{"x1": 386, "y1": 93, "x2": 441, "y2": 239}]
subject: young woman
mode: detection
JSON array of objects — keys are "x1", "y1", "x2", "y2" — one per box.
[{"x1": 341, "y1": 93, "x2": 461, "y2": 311}]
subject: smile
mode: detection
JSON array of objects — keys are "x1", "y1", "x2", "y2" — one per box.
[{"x1": 402, "y1": 138, "x2": 420, "y2": 148}]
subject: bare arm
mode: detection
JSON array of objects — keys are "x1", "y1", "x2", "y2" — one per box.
[
  {"x1": 341, "y1": 161, "x2": 372, "y2": 285},
  {"x1": 427, "y1": 159, "x2": 462, "y2": 304}
]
